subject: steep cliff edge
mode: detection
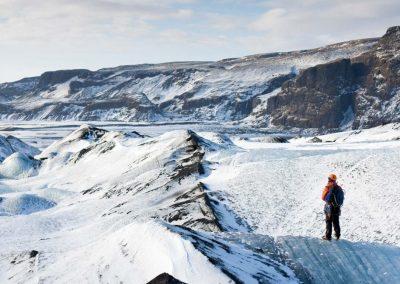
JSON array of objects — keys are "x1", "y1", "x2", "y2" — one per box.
[{"x1": 267, "y1": 26, "x2": 400, "y2": 130}]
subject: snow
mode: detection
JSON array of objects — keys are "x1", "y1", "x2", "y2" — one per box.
[
  {"x1": 203, "y1": 136, "x2": 400, "y2": 245},
  {"x1": 0, "y1": 221, "x2": 232, "y2": 283},
  {"x1": 0, "y1": 152, "x2": 40, "y2": 179},
  {"x1": 292, "y1": 122, "x2": 400, "y2": 143},
  {"x1": 242, "y1": 87, "x2": 282, "y2": 126},
  {"x1": 0, "y1": 121, "x2": 399, "y2": 283},
  {"x1": 41, "y1": 78, "x2": 76, "y2": 100},
  {"x1": 170, "y1": 226, "x2": 299, "y2": 284},
  {"x1": 339, "y1": 106, "x2": 355, "y2": 130},
  {"x1": 0, "y1": 194, "x2": 55, "y2": 216},
  {"x1": 278, "y1": 236, "x2": 400, "y2": 283},
  {"x1": 0, "y1": 134, "x2": 39, "y2": 161},
  {"x1": 0, "y1": 125, "x2": 284, "y2": 283},
  {"x1": 37, "y1": 124, "x2": 107, "y2": 160}
]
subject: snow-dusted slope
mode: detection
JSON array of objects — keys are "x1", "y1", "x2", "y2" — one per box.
[
  {"x1": 200, "y1": 125, "x2": 400, "y2": 282},
  {"x1": 292, "y1": 122, "x2": 400, "y2": 143},
  {"x1": 0, "y1": 38, "x2": 376, "y2": 125},
  {"x1": 1, "y1": 123, "x2": 399, "y2": 283},
  {"x1": 0, "y1": 222, "x2": 234, "y2": 283},
  {"x1": 0, "y1": 152, "x2": 40, "y2": 179},
  {"x1": 0, "y1": 134, "x2": 40, "y2": 179},
  {"x1": 37, "y1": 124, "x2": 108, "y2": 160},
  {"x1": 0, "y1": 125, "x2": 300, "y2": 283},
  {"x1": 0, "y1": 193, "x2": 55, "y2": 216},
  {"x1": 205, "y1": 135, "x2": 400, "y2": 245},
  {"x1": 0, "y1": 134, "x2": 39, "y2": 162}
]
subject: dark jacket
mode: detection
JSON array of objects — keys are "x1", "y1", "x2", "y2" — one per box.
[{"x1": 323, "y1": 184, "x2": 343, "y2": 216}]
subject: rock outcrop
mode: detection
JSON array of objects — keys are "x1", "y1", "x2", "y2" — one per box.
[
  {"x1": 267, "y1": 26, "x2": 400, "y2": 130},
  {"x1": 147, "y1": 273, "x2": 186, "y2": 284}
]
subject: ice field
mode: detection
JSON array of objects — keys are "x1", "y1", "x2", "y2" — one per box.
[{"x1": 0, "y1": 121, "x2": 399, "y2": 283}]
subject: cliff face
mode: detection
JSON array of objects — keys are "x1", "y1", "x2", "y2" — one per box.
[
  {"x1": 353, "y1": 26, "x2": 400, "y2": 128},
  {"x1": 267, "y1": 26, "x2": 400, "y2": 130}
]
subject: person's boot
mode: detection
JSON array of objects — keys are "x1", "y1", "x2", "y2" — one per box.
[
  {"x1": 335, "y1": 234, "x2": 340, "y2": 240},
  {"x1": 322, "y1": 236, "x2": 331, "y2": 241}
]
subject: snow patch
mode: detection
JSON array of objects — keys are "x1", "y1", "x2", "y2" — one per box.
[
  {"x1": 0, "y1": 194, "x2": 56, "y2": 216},
  {"x1": 0, "y1": 152, "x2": 40, "y2": 179}
]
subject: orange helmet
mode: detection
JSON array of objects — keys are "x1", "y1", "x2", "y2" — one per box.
[{"x1": 328, "y1": 174, "x2": 337, "y2": 181}]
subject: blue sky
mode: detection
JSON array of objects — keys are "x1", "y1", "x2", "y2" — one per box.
[{"x1": 0, "y1": 0, "x2": 399, "y2": 83}]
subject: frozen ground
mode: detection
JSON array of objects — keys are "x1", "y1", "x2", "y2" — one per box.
[
  {"x1": 203, "y1": 136, "x2": 400, "y2": 245},
  {"x1": 0, "y1": 121, "x2": 399, "y2": 283}
]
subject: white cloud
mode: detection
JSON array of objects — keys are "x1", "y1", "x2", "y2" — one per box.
[
  {"x1": 249, "y1": 8, "x2": 287, "y2": 31},
  {"x1": 159, "y1": 29, "x2": 189, "y2": 42},
  {"x1": 0, "y1": 0, "x2": 193, "y2": 44},
  {"x1": 206, "y1": 13, "x2": 242, "y2": 31},
  {"x1": 246, "y1": 0, "x2": 400, "y2": 52},
  {"x1": 173, "y1": 9, "x2": 194, "y2": 19},
  {"x1": 0, "y1": 0, "x2": 399, "y2": 82}
]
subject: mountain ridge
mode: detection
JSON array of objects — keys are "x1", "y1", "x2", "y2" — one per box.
[
  {"x1": 1, "y1": 37, "x2": 380, "y2": 85},
  {"x1": 1, "y1": 29, "x2": 396, "y2": 131}
]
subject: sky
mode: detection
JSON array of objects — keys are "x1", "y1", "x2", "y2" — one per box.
[{"x1": 0, "y1": 0, "x2": 399, "y2": 83}]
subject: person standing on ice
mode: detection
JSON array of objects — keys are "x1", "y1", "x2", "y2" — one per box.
[{"x1": 321, "y1": 174, "x2": 344, "y2": 240}]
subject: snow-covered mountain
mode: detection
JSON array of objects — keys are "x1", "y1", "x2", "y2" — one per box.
[
  {"x1": 0, "y1": 35, "x2": 378, "y2": 129},
  {"x1": 0, "y1": 122, "x2": 399, "y2": 283}
]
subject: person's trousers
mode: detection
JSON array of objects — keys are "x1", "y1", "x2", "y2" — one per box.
[{"x1": 325, "y1": 214, "x2": 340, "y2": 239}]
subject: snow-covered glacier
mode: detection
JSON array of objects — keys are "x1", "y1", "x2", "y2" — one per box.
[{"x1": 0, "y1": 122, "x2": 399, "y2": 283}]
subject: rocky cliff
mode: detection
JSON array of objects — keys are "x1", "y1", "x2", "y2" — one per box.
[{"x1": 267, "y1": 26, "x2": 400, "y2": 130}]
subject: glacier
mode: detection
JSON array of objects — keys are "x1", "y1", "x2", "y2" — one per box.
[{"x1": 0, "y1": 122, "x2": 399, "y2": 283}]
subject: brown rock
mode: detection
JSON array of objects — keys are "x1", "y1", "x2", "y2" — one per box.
[
  {"x1": 267, "y1": 26, "x2": 400, "y2": 130},
  {"x1": 147, "y1": 273, "x2": 186, "y2": 284}
]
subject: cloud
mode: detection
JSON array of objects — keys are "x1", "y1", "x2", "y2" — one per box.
[
  {"x1": 0, "y1": 0, "x2": 399, "y2": 82},
  {"x1": 249, "y1": 8, "x2": 287, "y2": 31},
  {"x1": 0, "y1": 0, "x2": 193, "y2": 44},
  {"x1": 205, "y1": 13, "x2": 243, "y2": 31},
  {"x1": 245, "y1": 0, "x2": 400, "y2": 52},
  {"x1": 159, "y1": 29, "x2": 189, "y2": 42},
  {"x1": 173, "y1": 9, "x2": 194, "y2": 19}
]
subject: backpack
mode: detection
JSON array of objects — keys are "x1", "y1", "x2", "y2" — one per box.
[{"x1": 326, "y1": 185, "x2": 344, "y2": 207}]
